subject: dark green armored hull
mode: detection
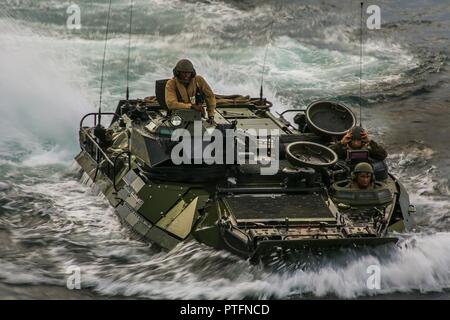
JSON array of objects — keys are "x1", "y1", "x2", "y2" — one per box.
[{"x1": 76, "y1": 98, "x2": 415, "y2": 261}]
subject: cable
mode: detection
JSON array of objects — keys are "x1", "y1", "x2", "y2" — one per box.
[
  {"x1": 359, "y1": 2, "x2": 364, "y2": 126},
  {"x1": 260, "y1": 20, "x2": 274, "y2": 102},
  {"x1": 126, "y1": 0, "x2": 134, "y2": 101},
  {"x1": 98, "y1": 0, "x2": 113, "y2": 126}
]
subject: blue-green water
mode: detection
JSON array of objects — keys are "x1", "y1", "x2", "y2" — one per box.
[{"x1": 0, "y1": 0, "x2": 449, "y2": 299}]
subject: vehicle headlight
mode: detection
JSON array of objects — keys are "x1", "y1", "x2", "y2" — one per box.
[{"x1": 170, "y1": 115, "x2": 182, "y2": 127}]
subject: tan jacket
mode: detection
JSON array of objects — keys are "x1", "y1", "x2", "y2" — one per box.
[{"x1": 165, "y1": 75, "x2": 216, "y2": 117}]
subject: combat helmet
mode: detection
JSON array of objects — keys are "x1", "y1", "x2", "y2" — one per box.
[
  {"x1": 351, "y1": 126, "x2": 364, "y2": 141},
  {"x1": 352, "y1": 162, "x2": 374, "y2": 181},
  {"x1": 173, "y1": 59, "x2": 196, "y2": 79}
]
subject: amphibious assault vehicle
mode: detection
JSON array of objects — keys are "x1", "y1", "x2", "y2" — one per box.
[{"x1": 76, "y1": 86, "x2": 415, "y2": 261}]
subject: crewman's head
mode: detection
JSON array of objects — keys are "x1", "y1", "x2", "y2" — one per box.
[
  {"x1": 349, "y1": 126, "x2": 365, "y2": 149},
  {"x1": 173, "y1": 59, "x2": 196, "y2": 84},
  {"x1": 352, "y1": 162, "x2": 374, "y2": 189}
]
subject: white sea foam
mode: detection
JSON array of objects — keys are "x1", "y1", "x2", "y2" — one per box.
[
  {"x1": 0, "y1": 18, "x2": 94, "y2": 165},
  {"x1": 44, "y1": 233, "x2": 449, "y2": 299},
  {"x1": 0, "y1": 1, "x2": 447, "y2": 300}
]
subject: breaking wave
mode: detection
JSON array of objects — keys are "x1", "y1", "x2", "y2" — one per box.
[{"x1": 0, "y1": 16, "x2": 93, "y2": 165}]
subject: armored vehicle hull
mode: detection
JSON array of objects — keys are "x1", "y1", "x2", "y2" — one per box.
[{"x1": 76, "y1": 97, "x2": 414, "y2": 261}]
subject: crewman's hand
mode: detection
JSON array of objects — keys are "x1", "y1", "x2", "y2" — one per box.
[
  {"x1": 340, "y1": 131, "x2": 352, "y2": 145},
  {"x1": 207, "y1": 116, "x2": 216, "y2": 125},
  {"x1": 191, "y1": 104, "x2": 204, "y2": 113},
  {"x1": 192, "y1": 104, "x2": 207, "y2": 118},
  {"x1": 361, "y1": 130, "x2": 370, "y2": 146}
]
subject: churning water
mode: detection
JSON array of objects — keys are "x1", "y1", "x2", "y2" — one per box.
[{"x1": 0, "y1": 0, "x2": 449, "y2": 299}]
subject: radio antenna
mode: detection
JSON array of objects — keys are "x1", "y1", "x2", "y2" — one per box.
[
  {"x1": 126, "y1": 0, "x2": 134, "y2": 101},
  {"x1": 260, "y1": 20, "x2": 274, "y2": 102},
  {"x1": 359, "y1": 2, "x2": 364, "y2": 126},
  {"x1": 98, "y1": 0, "x2": 113, "y2": 126}
]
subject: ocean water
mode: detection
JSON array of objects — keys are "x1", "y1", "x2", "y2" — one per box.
[{"x1": 0, "y1": 0, "x2": 449, "y2": 299}]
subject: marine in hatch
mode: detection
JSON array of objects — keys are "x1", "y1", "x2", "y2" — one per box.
[
  {"x1": 331, "y1": 126, "x2": 387, "y2": 161},
  {"x1": 348, "y1": 162, "x2": 375, "y2": 190},
  {"x1": 165, "y1": 59, "x2": 216, "y2": 124}
]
